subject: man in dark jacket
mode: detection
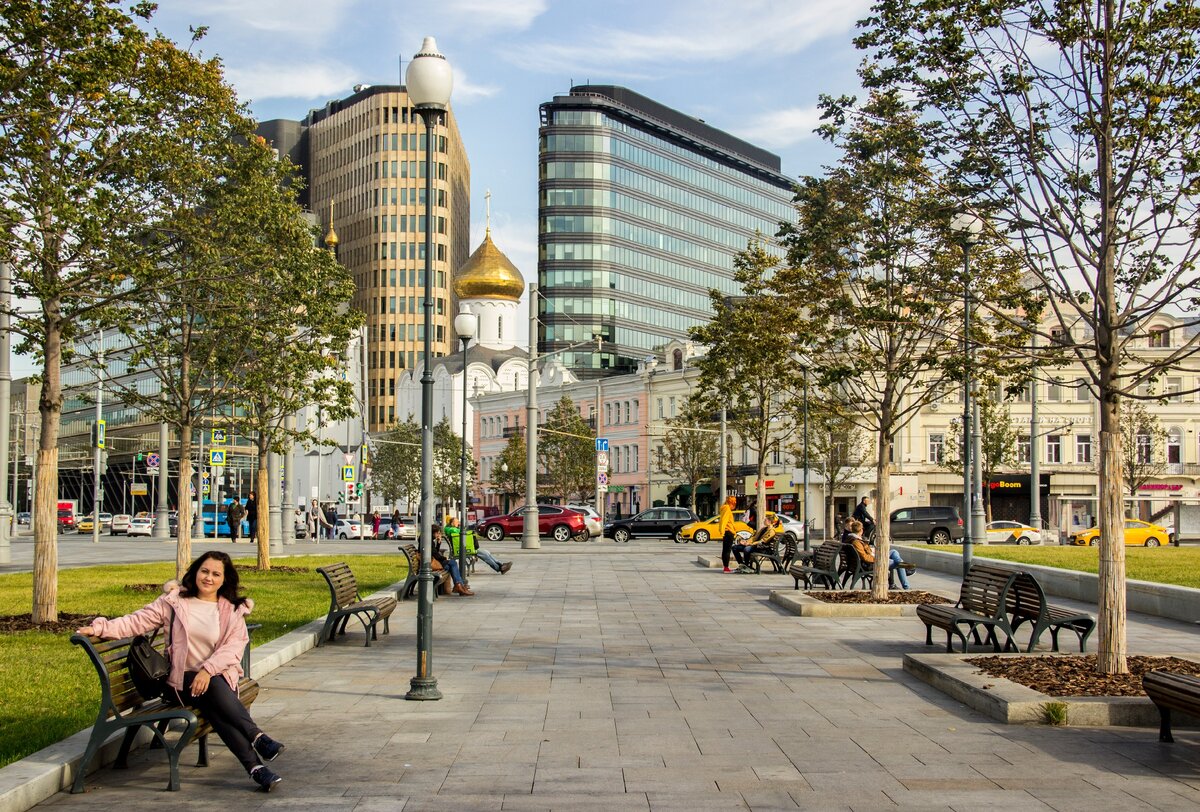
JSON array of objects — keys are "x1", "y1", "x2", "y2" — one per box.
[
  {"x1": 852, "y1": 496, "x2": 875, "y2": 540},
  {"x1": 226, "y1": 499, "x2": 245, "y2": 542},
  {"x1": 245, "y1": 490, "x2": 258, "y2": 543}
]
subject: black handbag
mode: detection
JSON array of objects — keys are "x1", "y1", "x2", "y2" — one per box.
[{"x1": 126, "y1": 611, "x2": 173, "y2": 700}]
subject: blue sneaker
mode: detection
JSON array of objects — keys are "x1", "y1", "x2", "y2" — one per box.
[
  {"x1": 251, "y1": 765, "x2": 281, "y2": 792},
  {"x1": 253, "y1": 733, "x2": 285, "y2": 762}
]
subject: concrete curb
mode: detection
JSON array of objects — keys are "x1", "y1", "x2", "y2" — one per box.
[
  {"x1": 768, "y1": 589, "x2": 960, "y2": 617},
  {"x1": 0, "y1": 581, "x2": 406, "y2": 812},
  {"x1": 897, "y1": 545, "x2": 1200, "y2": 624},
  {"x1": 903, "y1": 651, "x2": 1200, "y2": 727}
]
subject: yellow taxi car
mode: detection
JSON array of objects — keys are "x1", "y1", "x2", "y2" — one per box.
[
  {"x1": 677, "y1": 510, "x2": 775, "y2": 544},
  {"x1": 1070, "y1": 519, "x2": 1170, "y2": 547},
  {"x1": 76, "y1": 517, "x2": 95, "y2": 533}
]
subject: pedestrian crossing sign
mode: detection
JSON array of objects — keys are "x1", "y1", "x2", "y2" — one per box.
[
  {"x1": 210, "y1": 449, "x2": 226, "y2": 466},
  {"x1": 342, "y1": 465, "x2": 355, "y2": 481}
]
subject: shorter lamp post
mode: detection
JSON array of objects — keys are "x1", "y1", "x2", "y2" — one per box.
[
  {"x1": 500, "y1": 463, "x2": 509, "y2": 513},
  {"x1": 950, "y1": 210, "x2": 984, "y2": 579},
  {"x1": 455, "y1": 310, "x2": 477, "y2": 584}
]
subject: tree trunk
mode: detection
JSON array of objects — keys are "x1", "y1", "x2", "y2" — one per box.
[
  {"x1": 871, "y1": 432, "x2": 892, "y2": 601},
  {"x1": 755, "y1": 457, "x2": 767, "y2": 530},
  {"x1": 32, "y1": 316, "x2": 63, "y2": 624},
  {"x1": 257, "y1": 446, "x2": 270, "y2": 571},
  {"x1": 175, "y1": 426, "x2": 193, "y2": 580},
  {"x1": 1097, "y1": 396, "x2": 1128, "y2": 673}
]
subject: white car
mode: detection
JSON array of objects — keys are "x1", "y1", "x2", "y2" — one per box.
[
  {"x1": 334, "y1": 518, "x2": 364, "y2": 539},
  {"x1": 127, "y1": 517, "x2": 154, "y2": 537},
  {"x1": 773, "y1": 513, "x2": 808, "y2": 543},
  {"x1": 564, "y1": 504, "x2": 603, "y2": 538},
  {"x1": 98, "y1": 512, "x2": 113, "y2": 530},
  {"x1": 984, "y1": 520, "x2": 1041, "y2": 545},
  {"x1": 110, "y1": 514, "x2": 132, "y2": 535}
]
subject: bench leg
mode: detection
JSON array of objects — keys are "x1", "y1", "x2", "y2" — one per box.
[
  {"x1": 1158, "y1": 705, "x2": 1175, "y2": 743},
  {"x1": 924, "y1": 622, "x2": 934, "y2": 647},
  {"x1": 1077, "y1": 624, "x2": 1095, "y2": 653},
  {"x1": 72, "y1": 730, "x2": 108, "y2": 793},
  {"x1": 114, "y1": 725, "x2": 141, "y2": 768}
]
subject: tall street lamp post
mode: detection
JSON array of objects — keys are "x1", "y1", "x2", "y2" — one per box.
[
  {"x1": 455, "y1": 309, "x2": 477, "y2": 584},
  {"x1": 405, "y1": 36, "x2": 452, "y2": 702},
  {"x1": 802, "y1": 365, "x2": 810, "y2": 552},
  {"x1": 950, "y1": 211, "x2": 984, "y2": 578}
]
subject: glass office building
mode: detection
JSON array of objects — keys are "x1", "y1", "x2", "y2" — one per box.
[{"x1": 538, "y1": 85, "x2": 794, "y2": 376}]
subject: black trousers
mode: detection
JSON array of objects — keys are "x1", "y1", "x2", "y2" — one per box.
[
  {"x1": 169, "y1": 671, "x2": 262, "y2": 774},
  {"x1": 721, "y1": 531, "x2": 735, "y2": 567}
]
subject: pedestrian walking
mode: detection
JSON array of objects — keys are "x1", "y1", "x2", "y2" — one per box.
[
  {"x1": 245, "y1": 491, "x2": 258, "y2": 543},
  {"x1": 853, "y1": 496, "x2": 875, "y2": 541},
  {"x1": 226, "y1": 499, "x2": 245, "y2": 543},
  {"x1": 371, "y1": 510, "x2": 382, "y2": 539}
]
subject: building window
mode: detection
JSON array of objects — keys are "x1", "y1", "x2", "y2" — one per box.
[
  {"x1": 1075, "y1": 378, "x2": 1090, "y2": 402},
  {"x1": 1168, "y1": 428, "x2": 1182, "y2": 464},
  {"x1": 1047, "y1": 378, "x2": 1062, "y2": 402},
  {"x1": 668, "y1": 396, "x2": 676, "y2": 417},
  {"x1": 1076, "y1": 434, "x2": 1093, "y2": 464},
  {"x1": 1047, "y1": 435, "x2": 1062, "y2": 464},
  {"x1": 1016, "y1": 382, "x2": 1032, "y2": 403},
  {"x1": 1165, "y1": 377, "x2": 1182, "y2": 403},
  {"x1": 605, "y1": 403, "x2": 612, "y2": 425},
  {"x1": 673, "y1": 349, "x2": 683, "y2": 370},
  {"x1": 623, "y1": 401, "x2": 631, "y2": 423},
  {"x1": 1136, "y1": 432, "x2": 1152, "y2": 464},
  {"x1": 1149, "y1": 328, "x2": 1171, "y2": 348},
  {"x1": 1017, "y1": 435, "x2": 1031, "y2": 464},
  {"x1": 657, "y1": 398, "x2": 663, "y2": 419},
  {"x1": 929, "y1": 433, "x2": 945, "y2": 464}
]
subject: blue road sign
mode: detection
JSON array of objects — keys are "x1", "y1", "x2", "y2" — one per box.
[
  {"x1": 595, "y1": 438, "x2": 609, "y2": 452},
  {"x1": 209, "y1": 449, "x2": 226, "y2": 466}
]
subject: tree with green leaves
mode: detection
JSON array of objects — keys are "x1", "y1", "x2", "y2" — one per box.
[
  {"x1": 539, "y1": 395, "x2": 594, "y2": 502},
  {"x1": 372, "y1": 419, "x2": 421, "y2": 509},
  {"x1": 691, "y1": 241, "x2": 800, "y2": 530},
  {"x1": 0, "y1": 0, "x2": 247, "y2": 621},
  {"x1": 857, "y1": 0, "x2": 1200, "y2": 672},
  {"x1": 774, "y1": 90, "x2": 1031, "y2": 599},
  {"x1": 653, "y1": 397, "x2": 720, "y2": 516},
  {"x1": 433, "y1": 418, "x2": 475, "y2": 517},
  {"x1": 493, "y1": 432, "x2": 526, "y2": 510},
  {"x1": 793, "y1": 398, "x2": 872, "y2": 536},
  {"x1": 232, "y1": 230, "x2": 360, "y2": 570},
  {"x1": 1120, "y1": 401, "x2": 1167, "y2": 501}
]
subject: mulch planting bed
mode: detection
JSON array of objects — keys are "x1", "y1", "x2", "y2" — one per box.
[
  {"x1": 967, "y1": 654, "x2": 1200, "y2": 697},
  {"x1": 807, "y1": 590, "x2": 951, "y2": 605},
  {"x1": 247, "y1": 565, "x2": 311, "y2": 574},
  {"x1": 0, "y1": 613, "x2": 95, "y2": 634}
]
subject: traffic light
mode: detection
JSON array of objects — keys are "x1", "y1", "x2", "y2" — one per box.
[
  {"x1": 354, "y1": 482, "x2": 363, "y2": 498},
  {"x1": 136, "y1": 452, "x2": 144, "y2": 462},
  {"x1": 337, "y1": 491, "x2": 345, "y2": 503}
]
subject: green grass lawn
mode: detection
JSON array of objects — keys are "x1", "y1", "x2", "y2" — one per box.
[
  {"x1": 903, "y1": 544, "x2": 1200, "y2": 589},
  {"x1": 0, "y1": 554, "x2": 408, "y2": 768}
]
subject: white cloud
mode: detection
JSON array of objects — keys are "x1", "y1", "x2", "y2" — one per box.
[
  {"x1": 225, "y1": 61, "x2": 358, "y2": 103},
  {"x1": 440, "y1": 0, "x2": 547, "y2": 33},
  {"x1": 510, "y1": 0, "x2": 870, "y2": 75},
  {"x1": 453, "y1": 69, "x2": 500, "y2": 102},
  {"x1": 736, "y1": 105, "x2": 823, "y2": 149},
  {"x1": 186, "y1": 0, "x2": 359, "y2": 43}
]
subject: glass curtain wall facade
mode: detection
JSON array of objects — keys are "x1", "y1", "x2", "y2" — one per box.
[
  {"x1": 305, "y1": 86, "x2": 471, "y2": 430},
  {"x1": 538, "y1": 85, "x2": 793, "y2": 377}
]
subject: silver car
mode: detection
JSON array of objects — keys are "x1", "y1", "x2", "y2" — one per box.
[{"x1": 564, "y1": 504, "x2": 603, "y2": 538}]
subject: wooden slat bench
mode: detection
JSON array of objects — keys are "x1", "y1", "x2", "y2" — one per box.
[
  {"x1": 916, "y1": 564, "x2": 1019, "y2": 652},
  {"x1": 749, "y1": 534, "x2": 798, "y2": 574},
  {"x1": 1144, "y1": 671, "x2": 1200, "y2": 743},
  {"x1": 70, "y1": 624, "x2": 259, "y2": 792},
  {"x1": 398, "y1": 543, "x2": 450, "y2": 600},
  {"x1": 316, "y1": 562, "x2": 397, "y2": 646},
  {"x1": 1005, "y1": 571, "x2": 1097, "y2": 652},
  {"x1": 788, "y1": 540, "x2": 842, "y2": 590},
  {"x1": 839, "y1": 543, "x2": 876, "y2": 590}
]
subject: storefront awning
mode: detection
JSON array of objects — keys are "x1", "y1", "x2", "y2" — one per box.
[{"x1": 667, "y1": 483, "x2": 713, "y2": 500}]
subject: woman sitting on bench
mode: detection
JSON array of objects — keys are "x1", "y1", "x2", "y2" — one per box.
[{"x1": 77, "y1": 551, "x2": 286, "y2": 793}]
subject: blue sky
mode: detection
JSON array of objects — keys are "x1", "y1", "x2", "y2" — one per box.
[{"x1": 14, "y1": 0, "x2": 870, "y2": 377}]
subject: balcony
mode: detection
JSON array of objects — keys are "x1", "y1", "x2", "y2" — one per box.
[{"x1": 502, "y1": 425, "x2": 523, "y2": 438}]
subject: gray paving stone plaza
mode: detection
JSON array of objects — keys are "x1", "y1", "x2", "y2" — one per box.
[{"x1": 26, "y1": 541, "x2": 1200, "y2": 810}]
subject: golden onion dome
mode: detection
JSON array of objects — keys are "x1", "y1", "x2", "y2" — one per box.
[{"x1": 453, "y1": 230, "x2": 524, "y2": 300}]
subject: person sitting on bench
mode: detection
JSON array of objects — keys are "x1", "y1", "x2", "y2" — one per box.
[
  {"x1": 76, "y1": 551, "x2": 286, "y2": 792},
  {"x1": 732, "y1": 515, "x2": 780, "y2": 573},
  {"x1": 846, "y1": 520, "x2": 913, "y2": 590}
]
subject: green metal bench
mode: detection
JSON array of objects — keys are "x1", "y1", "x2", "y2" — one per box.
[{"x1": 916, "y1": 564, "x2": 1019, "y2": 652}]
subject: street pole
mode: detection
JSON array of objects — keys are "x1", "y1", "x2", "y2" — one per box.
[
  {"x1": 961, "y1": 246, "x2": 973, "y2": 578},
  {"x1": 523, "y1": 282, "x2": 540, "y2": 549},
  {"x1": 595, "y1": 377, "x2": 604, "y2": 530},
  {"x1": 719, "y1": 408, "x2": 727, "y2": 505},
  {"x1": 0, "y1": 261, "x2": 11, "y2": 564},
  {"x1": 194, "y1": 425, "x2": 205, "y2": 537},
  {"x1": 1029, "y1": 332, "x2": 1042, "y2": 534},
  {"x1": 269, "y1": 448, "x2": 282, "y2": 555},
  {"x1": 802, "y1": 366, "x2": 810, "y2": 552},
  {"x1": 283, "y1": 414, "x2": 296, "y2": 545},
  {"x1": 454, "y1": 311, "x2": 477, "y2": 583},
  {"x1": 92, "y1": 329, "x2": 103, "y2": 544},
  {"x1": 155, "y1": 421, "x2": 169, "y2": 540},
  {"x1": 971, "y1": 391, "x2": 986, "y2": 543},
  {"x1": 406, "y1": 36, "x2": 451, "y2": 702}
]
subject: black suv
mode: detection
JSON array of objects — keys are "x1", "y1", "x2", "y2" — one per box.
[
  {"x1": 606, "y1": 507, "x2": 700, "y2": 543},
  {"x1": 889, "y1": 506, "x2": 965, "y2": 545}
]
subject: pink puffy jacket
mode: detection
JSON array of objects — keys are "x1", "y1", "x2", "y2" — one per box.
[{"x1": 89, "y1": 587, "x2": 253, "y2": 692}]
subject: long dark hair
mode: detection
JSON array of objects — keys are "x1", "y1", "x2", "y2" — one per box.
[{"x1": 180, "y1": 551, "x2": 248, "y2": 607}]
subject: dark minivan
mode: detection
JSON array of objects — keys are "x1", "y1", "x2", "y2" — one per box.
[
  {"x1": 889, "y1": 506, "x2": 965, "y2": 545},
  {"x1": 605, "y1": 507, "x2": 700, "y2": 543}
]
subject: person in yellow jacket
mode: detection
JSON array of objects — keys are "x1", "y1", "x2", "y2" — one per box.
[
  {"x1": 718, "y1": 495, "x2": 737, "y2": 573},
  {"x1": 444, "y1": 516, "x2": 512, "y2": 575}
]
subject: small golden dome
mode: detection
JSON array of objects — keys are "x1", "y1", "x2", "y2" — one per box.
[
  {"x1": 324, "y1": 224, "x2": 339, "y2": 249},
  {"x1": 453, "y1": 231, "x2": 524, "y2": 300}
]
